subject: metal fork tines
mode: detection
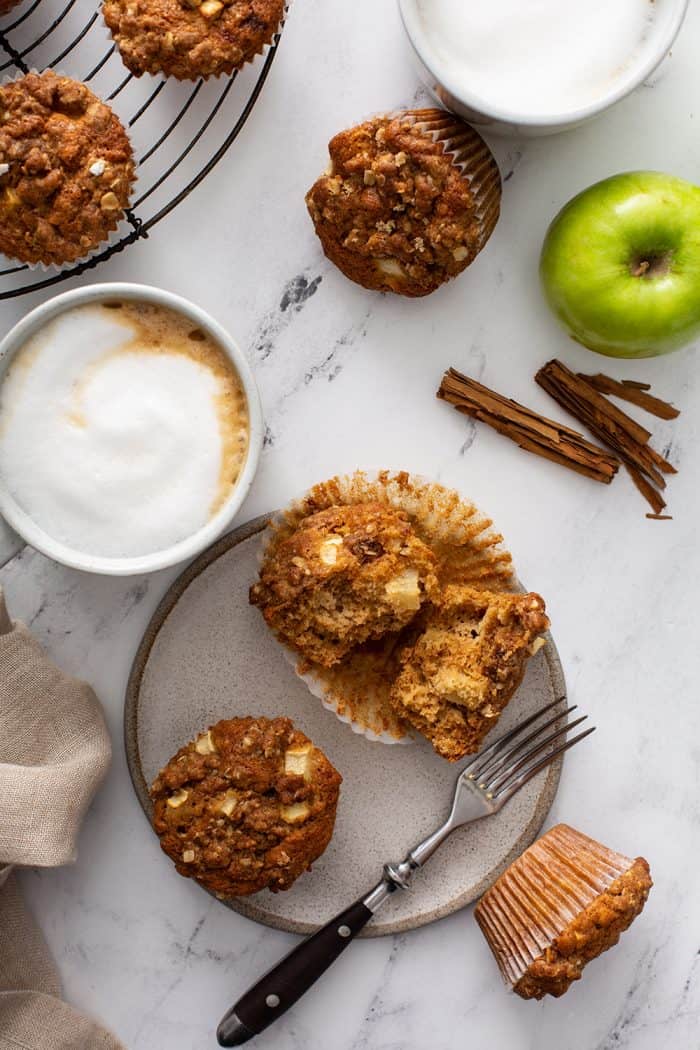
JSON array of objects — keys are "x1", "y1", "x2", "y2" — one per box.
[{"x1": 463, "y1": 697, "x2": 595, "y2": 806}]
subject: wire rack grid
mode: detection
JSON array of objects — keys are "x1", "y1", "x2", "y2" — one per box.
[{"x1": 0, "y1": 0, "x2": 285, "y2": 299}]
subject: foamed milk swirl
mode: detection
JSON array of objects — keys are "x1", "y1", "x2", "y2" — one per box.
[
  {"x1": 416, "y1": 0, "x2": 656, "y2": 117},
  {"x1": 0, "y1": 302, "x2": 249, "y2": 558}
]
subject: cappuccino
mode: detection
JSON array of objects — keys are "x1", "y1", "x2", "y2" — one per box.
[
  {"x1": 416, "y1": 0, "x2": 657, "y2": 118},
  {"x1": 0, "y1": 301, "x2": 249, "y2": 558}
]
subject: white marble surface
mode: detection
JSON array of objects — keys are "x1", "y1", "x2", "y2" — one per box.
[{"x1": 2, "y1": 1, "x2": 700, "y2": 1047}]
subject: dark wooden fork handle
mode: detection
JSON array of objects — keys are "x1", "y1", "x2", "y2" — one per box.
[{"x1": 217, "y1": 898, "x2": 372, "y2": 1046}]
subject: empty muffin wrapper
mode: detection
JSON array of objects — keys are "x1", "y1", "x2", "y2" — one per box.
[{"x1": 257, "y1": 469, "x2": 516, "y2": 744}]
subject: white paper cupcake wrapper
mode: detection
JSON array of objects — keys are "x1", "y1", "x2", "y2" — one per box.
[
  {"x1": 256, "y1": 469, "x2": 515, "y2": 745},
  {"x1": 0, "y1": 68, "x2": 138, "y2": 272}
]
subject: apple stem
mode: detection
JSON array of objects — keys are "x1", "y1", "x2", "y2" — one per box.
[{"x1": 630, "y1": 252, "x2": 672, "y2": 279}]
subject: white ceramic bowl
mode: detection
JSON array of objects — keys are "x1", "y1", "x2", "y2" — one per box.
[
  {"x1": 398, "y1": 0, "x2": 689, "y2": 136},
  {"x1": 0, "y1": 283, "x2": 263, "y2": 576}
]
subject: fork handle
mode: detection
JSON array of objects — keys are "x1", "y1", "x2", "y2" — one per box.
[{"x1": 217, "y1": 897, "x2": 374, "y2": 1046}]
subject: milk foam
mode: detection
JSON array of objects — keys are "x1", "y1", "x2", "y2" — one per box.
[
  {"x1": 417, "y1": 0, "x2": 656, "y2": 117},
  {"x1": 0, "y1": 302, "x2": 249, "y2": 558}
]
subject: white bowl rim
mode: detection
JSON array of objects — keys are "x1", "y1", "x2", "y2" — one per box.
[
  {"x1": 398, "y1": 0, "x2": 690, "y2": 130},
  {"x1": 0, "y1": 282, "x2": 264, "y2": 576}
]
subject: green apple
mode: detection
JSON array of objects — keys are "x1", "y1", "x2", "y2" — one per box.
[{"x1": 540, "y1": 171, "x2": 700, "y2": 358}]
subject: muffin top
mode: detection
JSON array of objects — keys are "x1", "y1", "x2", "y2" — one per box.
[
  {"x1": 103, "y1": 0, "x2": 284, "y2": 79},
  {"x1": 151, "y1": 716, "x2": 342, "y2": 897},
  {"x1": 0, "y1": 72, "x2": 134, "y2": 266},
  {"x1": 305, "y1": 109, "x2": 501, "y2": 297},
  {"x1": 250, "y1": 502, "x2": 439, "y2": 667},
  {"x1": 390, "y1": 585, "x2": 548, "y2": 760}
]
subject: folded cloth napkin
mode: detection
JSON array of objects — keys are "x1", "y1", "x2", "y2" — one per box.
[{"x1": 0, "y1": 587, "x2": 125, "y2": 1050}]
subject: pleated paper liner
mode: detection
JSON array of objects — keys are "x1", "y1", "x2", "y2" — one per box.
[
  {"x1": 395, "y1": 108, "x2": 502, "y2": 251},
  {"x1": 474, "y1": 824, "x2": 638, "y2": 990},
  {"x1": 259, "y1": 470, "x2": 516, "y2": 744},
  {"x1": 0, "y1": 69, "x2": 138, "y2": 272}
]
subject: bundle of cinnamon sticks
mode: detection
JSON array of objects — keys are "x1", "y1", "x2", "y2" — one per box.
[{"x1": 437, "y1": 361, "x2": 679, "y2": 518}]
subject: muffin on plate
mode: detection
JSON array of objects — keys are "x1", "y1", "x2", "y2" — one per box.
[
  {"x1": 305, "y1": 108, "x2": 501, "y2": 297},
  {"x1": 389, "y1": 585, "x2": 549, "y2": 761},
  {"x1": 475, "y1": 824, "x2": 652, "y2": 999},
  {"x1": 250, "y1": 502, "x2": 439, "y2": 668},
  {"x1": 0, "y1": 71, "x2": 134, "y2": 266},
  {"x1": 103, "y1": 0, "x2": 285, "y2": 79},
  {"x1": 251, "y1": 471, "x2": 517, "y2": 742},
  {"x1": 150, "y1": 716, "x2": 342, "y2": 897}
]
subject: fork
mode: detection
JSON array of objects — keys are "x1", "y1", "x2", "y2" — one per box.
[{"x1": 217, "y1": 698, "x2": 594, "y2": 1046}]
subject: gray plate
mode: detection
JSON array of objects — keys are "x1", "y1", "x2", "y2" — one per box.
[{"x1": 125, "y1": 514, "x2": 566, "y2": 937}]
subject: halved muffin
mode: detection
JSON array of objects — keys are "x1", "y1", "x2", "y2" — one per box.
[
  {"x1": 150, "y1": 716, "x2": 342, "y2": 897},
  {"x1": 475, "y1": 824, "x2": 653, "y2": 999},
  {"x1": 389, "y1": 585, "x2": 549, "y2": 760},
  {"x1": 250, "y1": 502, "x2": 438, "y2": 668}
]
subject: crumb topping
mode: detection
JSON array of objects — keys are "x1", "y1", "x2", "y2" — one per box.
[
  {"x1": 305, "y1": 110, "x2": 500, "y2": 296},
  {"x1": 103, "y1": 0, "x2": 284, "y2": 79},
  {"x1": 0, "y1": 72, "x2": 134, "y2": 265},
  {"x1": 151, "y1": 716, "x2": 342, "y2": 897},
  {"x1": 250, "y1": 502, "x2": 439, "y2": 668}
]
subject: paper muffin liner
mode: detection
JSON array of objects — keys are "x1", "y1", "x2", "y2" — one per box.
[
  {"x1": 474, "y1": 824, "x2": 636, "y2": 989},
  {"x1": 392, "y1": 108, "x2": 502, "y2": 250},
  {"x1": 0, "y1": 68, "x2": 138, "y2": 272},
  {"x1": 256, "y1": 469, "x2": 515, "y2": 745}
]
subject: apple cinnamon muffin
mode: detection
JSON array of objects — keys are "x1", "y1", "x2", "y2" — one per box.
[
  {"x1": 475, "y1": 824, "x2": 653, "y2": 999},
  {"x1": 151, "y1": 716, "x2": 342, "y2": 897},
  {"x1": 250, "y1": 502, "x2": 439, "y2": 668},
  {"x1": 389, "y1": 585, "x2": 548, "y2": 760},
  {"x1": 305, "y1": 109, "x2": 501, "y2": 297},
  {"x1": 0, "y1": 71, "x2": 134, "y2": 266},
  {"x1": 103, "y1": 0, "x2": 284, "y2": 79}
]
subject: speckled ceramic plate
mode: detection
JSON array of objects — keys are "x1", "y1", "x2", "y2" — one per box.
[{"x1": 125, "y1": 514, "x2": 566, "y2": 937}]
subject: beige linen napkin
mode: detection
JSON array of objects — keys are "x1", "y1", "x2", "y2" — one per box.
[{"x1": 0, "y1": 587, "x2": 125, "y2": 1050}]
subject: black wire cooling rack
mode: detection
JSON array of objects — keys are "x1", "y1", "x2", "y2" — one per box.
[{"x1": 0, "y1": 0, "x2": 285, "y2": 299}]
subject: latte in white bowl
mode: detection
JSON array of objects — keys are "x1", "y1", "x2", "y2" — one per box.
[{"x1": 0, "y1": 284, "x2": 263, "y2": 575}]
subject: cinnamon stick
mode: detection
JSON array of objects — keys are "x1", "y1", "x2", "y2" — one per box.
[
  {"x1": 626, "y1": 465, "x2": 666, "y2": 516},
  {"x1": 578, "y1": 372, "x2": 680, "y2": 420},
  {"x1": 536, "y1": 360, "x2": 675, "y2": 515},
  {"x1": 437, "y1": 368, "x2": 620, "y2": 483}
]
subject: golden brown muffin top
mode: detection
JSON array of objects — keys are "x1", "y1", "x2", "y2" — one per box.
[
  {"x1": 514, "y1": 857, "x2": 652, "y2": 999},
  {"x1": 0, "y1": 72, "x2": 134, "y2": 266},
  {"x1": 250, "y1": 502, "x2": 439, "y2": 667},
  {"x1": 103, "y1": 0, "x2": 284, "y2": 80},
  {"x1": 151, "y1": 716, "x2": 342, "y2": 897},
  {"x1": 306, "y1": 109, "x2": 501, "y2": 297},
  {"x1": 390, "y1": 586, "x2": 549, "y2": 760}
]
